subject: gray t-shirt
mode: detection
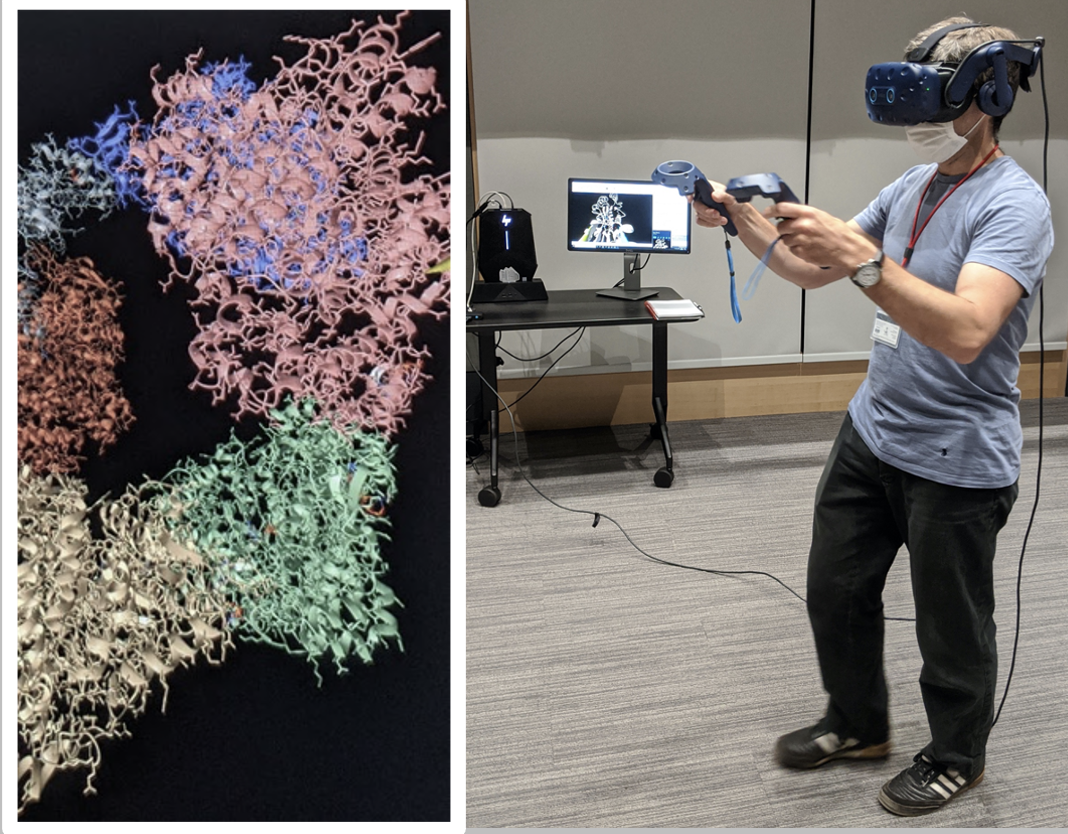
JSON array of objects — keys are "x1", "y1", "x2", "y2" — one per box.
[{"x1": 850, "y1": 155, "x2": 1054, "y2": 488}]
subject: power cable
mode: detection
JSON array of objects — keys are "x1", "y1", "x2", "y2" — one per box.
[
  {"x1": 467, "y1": 354, "x2": 914, "y2": 622},
  {"x1": 992, "y1": 46, "x2": 1049, "y2": 728}
]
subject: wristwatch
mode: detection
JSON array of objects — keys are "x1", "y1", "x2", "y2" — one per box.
[{"x1": 851, "y1": 249, "x2": 884, "y2": 288}]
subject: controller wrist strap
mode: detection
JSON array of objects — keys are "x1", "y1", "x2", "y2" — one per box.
[
  {"x1": 740, "y1": 236, "x2": 781, "y2": 304},
  {"x1": 724, "y1": 233, "x2": 742, "y2": 323}
]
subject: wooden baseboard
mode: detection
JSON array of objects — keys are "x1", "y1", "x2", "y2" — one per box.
[{"x1": 492, "y1": 350, "x2": 1067, "y2": 433}]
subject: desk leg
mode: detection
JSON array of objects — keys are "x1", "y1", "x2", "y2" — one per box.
[
  {"x1": 651, "y1": 322, "x2": 674, "y2": 488},
  {"x1": 477, "y1": 330, "x2": 502, "y2": 507}
]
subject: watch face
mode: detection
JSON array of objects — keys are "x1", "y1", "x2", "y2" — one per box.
[{"x1": 855, "y1": 264, "x2": 880, "y2": 287}]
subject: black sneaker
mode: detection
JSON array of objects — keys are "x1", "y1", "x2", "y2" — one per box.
[
  {"x1": 878, "y1": 752, "x2": 984, "y2": 816},
  {"x1": 775, "y1": 724, "x2": 891, "y2": 769}
]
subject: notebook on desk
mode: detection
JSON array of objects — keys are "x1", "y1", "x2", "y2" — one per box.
[{"x1": 644, "y1": 298, "x2": 704, "y2": 320}]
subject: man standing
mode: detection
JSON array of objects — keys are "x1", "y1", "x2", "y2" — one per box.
[{"x1": 692, "y1": 16, "x2": 1052, "y2": 816}]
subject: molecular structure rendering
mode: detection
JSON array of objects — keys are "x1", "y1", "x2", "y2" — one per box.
[{"x1": 16, "y1": 12, "x2": 448, "y2": 814}]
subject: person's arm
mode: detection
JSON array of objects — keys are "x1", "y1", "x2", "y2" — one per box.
[
  {"x1": 692, "y1": 186, "x2": 857, "y2": 289},
  {"x1": 772, "y1": 202, "x2": 1024, "y2": 364}
]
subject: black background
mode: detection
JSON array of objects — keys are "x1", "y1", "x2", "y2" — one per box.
[{"x1": 18, "y1": 10, "x2": 451, "y2": 821}]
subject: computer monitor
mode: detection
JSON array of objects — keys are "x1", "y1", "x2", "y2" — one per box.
[{"x1": 567, "y1": 177, "x2": 691, "y2": 300}]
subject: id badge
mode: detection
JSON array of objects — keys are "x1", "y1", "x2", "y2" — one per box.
[{"x1": 871, "y1": 310, "x2": 901, "y2": 349}]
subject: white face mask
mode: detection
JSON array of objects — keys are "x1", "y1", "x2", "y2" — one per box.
[{"x1": 905, "y1": 114, "x2": 987, "y2": 164}]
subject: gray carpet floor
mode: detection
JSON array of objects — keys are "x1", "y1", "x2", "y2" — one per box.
[{"x1": 466, "y1": 399, "x2": 1068, "y2": 828}]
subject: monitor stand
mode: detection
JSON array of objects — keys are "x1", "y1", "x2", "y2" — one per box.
[{"x1": 596, "y1": 253, "x2": 660, "y2": 301}]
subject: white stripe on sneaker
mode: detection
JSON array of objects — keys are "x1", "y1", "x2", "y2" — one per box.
[
  {"x1": 814, "y1": 733, "x2": 841, "y2": 754},
  {"x1": 931, "y1": 781, "x2": 953, "y2": 799}
]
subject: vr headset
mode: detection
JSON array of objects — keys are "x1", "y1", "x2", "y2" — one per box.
[{"x1": 865, "y1": 22, "x2": 1044, "y2": 125}]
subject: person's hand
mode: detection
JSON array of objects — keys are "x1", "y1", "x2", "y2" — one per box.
[
  {"x1": 689, "y1": 181, "x2": 734, "y2": 229},
  {"x1": 772, "y1": 203, "x2": 875, "y2": 270}
]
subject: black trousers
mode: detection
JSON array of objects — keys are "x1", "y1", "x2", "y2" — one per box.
[{"x1": 807, "y1": 414, "x2": 1017, "y2": 775}]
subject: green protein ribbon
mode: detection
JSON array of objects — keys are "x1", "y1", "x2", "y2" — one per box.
[{"x1": 157, "y1": 399, "x2": 403, "y2": 684}]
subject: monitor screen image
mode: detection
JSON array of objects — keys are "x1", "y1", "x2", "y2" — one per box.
[{"x1": 567, "y1": 178, "x2": 691, "y2": 254}]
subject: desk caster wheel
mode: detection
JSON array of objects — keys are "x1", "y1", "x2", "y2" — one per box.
[
  {"x1": 478, "y1": 486, "x2": 502, "y2": 507},
  {"x1": 654, "y1": 467, "x2": 674, "y2": 488},
  {"x1": 467, "y1": 437, "x2": 484, "y2": 458}
]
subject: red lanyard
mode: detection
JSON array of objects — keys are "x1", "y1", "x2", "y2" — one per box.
[{"x1": 901, "y1": 144, "x2": 1000, "y2": 268}]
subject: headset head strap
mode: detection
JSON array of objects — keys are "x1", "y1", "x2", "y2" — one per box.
[{"x1": 907, "y1": 22, "x2": 984, "y2": 63}]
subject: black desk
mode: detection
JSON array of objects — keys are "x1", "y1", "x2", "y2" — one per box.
[{"x1": 467, "y1": 287, "x2": 702, "y2": 506}]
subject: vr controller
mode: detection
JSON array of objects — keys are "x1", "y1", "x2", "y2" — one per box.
[
  {"x1": 724, "y1": 173, "x2": 799, "y2": 207},
  {"x1": 652, "y1": 160, "x2": 738, "y2": 236},
  {"x1": 653, "y1": 162, "x2": 799, "y2": 236}
]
